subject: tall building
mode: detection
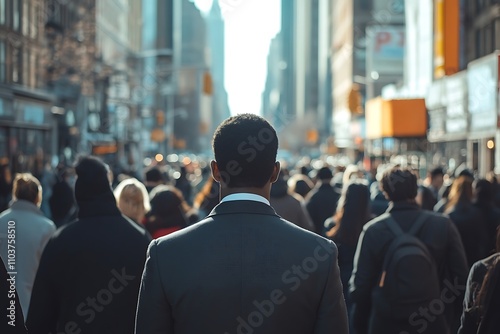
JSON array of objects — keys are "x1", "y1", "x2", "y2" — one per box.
[
  {"x1": 0, "y1": 0, "x2": 60, "y2": 175},
  {"x1": 262, "y1": 0, "x2": 331, "y2": 152},
  {"x1": 331, "y1": 0, "x2": 405, "y2": 159},
  {"x1": 206, "y1": 0, "x2": 230, "y2": 133}
]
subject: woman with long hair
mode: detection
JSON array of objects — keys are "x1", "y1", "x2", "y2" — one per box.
[
  {"x1": 459, "y1": 228, "x2": 500, "y2": 333},
  {"x1": 445, "y1": 176, "x2": 485, "y2": 267},
  {"x1": 325, "y1": 180, "x2": 371, "y2": 330}
]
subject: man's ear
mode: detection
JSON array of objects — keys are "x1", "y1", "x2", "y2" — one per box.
[
  {"x1": 211, "y1": 160, "x2": 221, "y2": 183},
  {"x1": 270, "y1": 161, "x2": 281, "y2": 184}
]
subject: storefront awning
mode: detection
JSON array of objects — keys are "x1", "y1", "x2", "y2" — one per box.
[{"x1": 366, "y1": 97, "x2": 427, "y2": 139}]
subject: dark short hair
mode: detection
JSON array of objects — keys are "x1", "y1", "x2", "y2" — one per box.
[
  {"x1": 145, "y1": 167, "x2": 164, "y2": 183},
  {"x1": 212, "y1": 114, "x2": 278, "y2": 188},
  {"x1": 381, "y1": 167, "x2": 418, "y2": 202},
  {"x1": 430, "y1": 167, "x2": 444, "y2": 178}
]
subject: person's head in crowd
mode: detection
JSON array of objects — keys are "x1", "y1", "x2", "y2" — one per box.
[
  {"x1": 270, "y1": 171, "x2": 289, "y2": 198},
  {"x1": 316, "y1": 166, "x2": 333, "y2": 184},
  {"x1": 326, "y1": 180, "x2": 370, "y2": 245},
  {"x1": 74, "y1": 156, "x2": 115, "y2": 216},
  {"x1": 416, "y1": 185, "x2": 437, "y2": 210},
  {"x1": 145, "y1": 185, "x2": 194, "y2": 238},
  {"x1": 12, "y1": 173, "x2": 42, "y2": 206},
  {"x1": 381, "y1": 167, "x2": 418, "y2": 203},
  {"x1": 342, "y1": 164, "x2": 360, "y2": 186},
  {"x1": 445, "y1": 175, "x2": 474, "y2": 212},
  {"x1": 211, "y1": 114, "x2": 280, "y2": 197},
  {"x1": 455, "y1": 164, "x2": 474, "y2": 180},
  {"x1": 486, "y1": 171, "x2": 498, "y2": 185},
  {"x1": 287, "y1": 173, "x2": 314, "y2": 198},
  {"x1": 114, "y1": 178, "x2": 151, "y2": 224},
  {"x1": 145, "y1": 166, "x2": 166, "y2": 187},
  {"x1": 429, "y1": 167, "x2": 445, "y2": 191},
  {"x1": 474, "y1": 179, "x2": 493, "y2": 206}
]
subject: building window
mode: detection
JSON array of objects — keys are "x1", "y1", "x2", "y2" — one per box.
[
  {"x1": 12, "y1": 47, "x2": 21, "y2": 83},
  {"x1": 30, "y1": 2, "x2": 38, "y2": 39},
  {"x1": 22, "y1": 50, "x2": 29, "y2": 85},
  {"x1": 0, "y1": 0, "x2": 5, "y2": 25},
  {"x1": 0, "y1": 41, "x2": 5, "y2": 82},
  {"x1": 22, "y1": 1, "x2": 29, "y2": 36},
  {"x1": 13, "y1": 0, "x2": 21, "y2": 31}
]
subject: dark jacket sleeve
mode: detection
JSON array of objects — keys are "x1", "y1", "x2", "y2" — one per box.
[
  {"x1": 26, "y1": 238, "x2": 59, "y2": 334},
  {"x1": 135, "y1": 240, "x2": 174, "y2": 334},
  {"x1": 458, "y1": 260, "x2": 483, "y2": 334},
  {"x1": 445, "y1": 220, "x2": 469, "y2": 331},
  {"x1": 349, "y1": 227, "x2": 379, "y2": 334},
  {"x1": 1, "y1": 257, "x2": 27, "y2": 334},
  {"x1": 312, "y1": 240, "x2": 348, "y2": 334}
]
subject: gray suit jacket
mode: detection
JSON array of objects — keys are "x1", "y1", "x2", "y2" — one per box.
[{"x1": 135, "y1": 200, "x2": 348, "y2": 334}]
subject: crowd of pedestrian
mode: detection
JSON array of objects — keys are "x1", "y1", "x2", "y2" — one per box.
[{"x1": 0, "y1": 113, "x2": 499, "y2": 333}]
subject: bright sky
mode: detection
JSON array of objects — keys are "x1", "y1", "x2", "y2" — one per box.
[{"x1": 193, "y1": 0, "x2": 281, "y2": 115}]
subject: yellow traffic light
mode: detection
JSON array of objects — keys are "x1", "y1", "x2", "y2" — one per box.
[{"x1": 347, "y1": 84, "x2": 363, "y2": 114}]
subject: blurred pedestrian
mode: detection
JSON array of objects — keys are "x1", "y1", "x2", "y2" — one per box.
[
  {"x1": 270, "y1": 172, "x2": 315, "y2": 232},
  {"x1": 135, "y1": 114, "x2": 348, "y2": 334},
  {"x1": 27, "y1": 156, "x2": 151, "y2": 334},
  {"x1": 350, "y1": 167, "x2": 468, "y2": 334},
  {"x1": 305, "y1": 166, "x2": 341, "y2": 235},
  {"x1": 426, "y1": 167, "x2": 445, "y2": 201},
  {"x1": 175, "y1": 166, "x2": 193, "y2": 205},
  {"x1": 458, "y1": 228, "x2": 500, "y2": 333},
  {"x1": 0, "y1": 173, "x2": 55, "y2": 319},
  {"x1": 113, "y1": 178, "x2": 151, "y2": 224},
  {"x1": 49, "y1": 167, "x2": 77, "y2": 228},
  {"x1": 144, "y1": 185, "x2": 197, "y2": 238},
  {"x1": 325, "y1": 180, "x2": 371, "y2": 331},
  {"x1": 144, "y1": 166, "x2": 166, "y2": 193},
  {"x1": 193, "y1": 176, "x2": 220, "y2": 217},
  {"x1": 446, "y1": 176, "x2": 487, "y2": 268},
  {"x1": 473, "y1": 179, "x2": 500, "y2": 257},
  {"x1": 287, "y1": 173, "x2": 314, "y2": 198}
]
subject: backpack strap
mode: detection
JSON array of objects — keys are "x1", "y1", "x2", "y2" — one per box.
[
  {"x1": 385, "y1": 211, "x2": 430, "y2": 237},
  {"x1": 408, "y1": 211, "x2": 431, "y2": 236},
  {"x1": 384, "y1": 214, "x2": 404, "y2": 237}
]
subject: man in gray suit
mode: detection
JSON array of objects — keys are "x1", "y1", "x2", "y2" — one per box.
[{"x1": 135, "y1": 114, "x2": 348, "y2": 334}]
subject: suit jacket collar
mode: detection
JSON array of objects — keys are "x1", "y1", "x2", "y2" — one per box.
[{"x1": 207, "y1": 200, "x2": 280, "y2": 218}]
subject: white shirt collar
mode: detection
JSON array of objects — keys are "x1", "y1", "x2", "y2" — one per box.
[{"x1": 220, "y1": 193, "x2": 270, "y2": 206}]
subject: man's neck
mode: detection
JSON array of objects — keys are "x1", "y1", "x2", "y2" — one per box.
[{"x1": 220, "y1": 186, "x2": 271, "y2": 201}]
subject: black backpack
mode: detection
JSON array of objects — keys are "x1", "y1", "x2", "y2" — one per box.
[{"x1": 371, "y1": 212, "x2": 441, "y2": 319}]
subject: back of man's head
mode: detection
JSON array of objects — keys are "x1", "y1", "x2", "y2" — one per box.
[
  {"x1": 430, "y1": 167, "x2": 444, "y2": 179},
  {"x1": 74, "y1": 156, "x2": 113, "y2": 202},
  {"x1": 212, "y1": 114, "x2": 278, "y2": 188},
  {"x1": 145, "y1": 167, "x2": 164, "y2": 184},
  {"x1": 381, "y1": 167, "x2": 418, "y2": 202},
  {"x1": 13, "y1": 173, "x2": 41, "y2": 205}
]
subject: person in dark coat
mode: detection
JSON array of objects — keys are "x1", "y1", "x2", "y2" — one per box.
[
  {"x1": 270, "y1": 172, "x2": 314, "y2": 231},
  {"x1": 49, "y1": 168, "x2": 77, "y2": 228},
  {"x1": 325, "y1": 180, "x2": 371, "y2": 332},
  {"x1": 445, "y1": 176, "x2": 487, "y2": 268},
  {"x1": 350, "y1": 167, "x2": 469, "y2": 334},
  {"x1": 473, "y1": 179, "x2": 500, "y2": 257},
  {"x1": 1, "y1": 257, "x2": 27, "y2": 334},
  {"x1": 26, "y1": 156, "x2": 151, "y2": 334},
  {"x1": 135, "y1": 114, "x2": 348, "y2": 334},
  {"x1": 305, "y1": 166, "x2": 340, "y2": 235},
  {"x1": 458, "y1": 229, "x2": 500, "y2": 334}
]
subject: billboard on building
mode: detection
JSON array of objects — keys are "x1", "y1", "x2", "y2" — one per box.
[{"x1": 366, "y1": 26, "x2": 405, "y2": 77}]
